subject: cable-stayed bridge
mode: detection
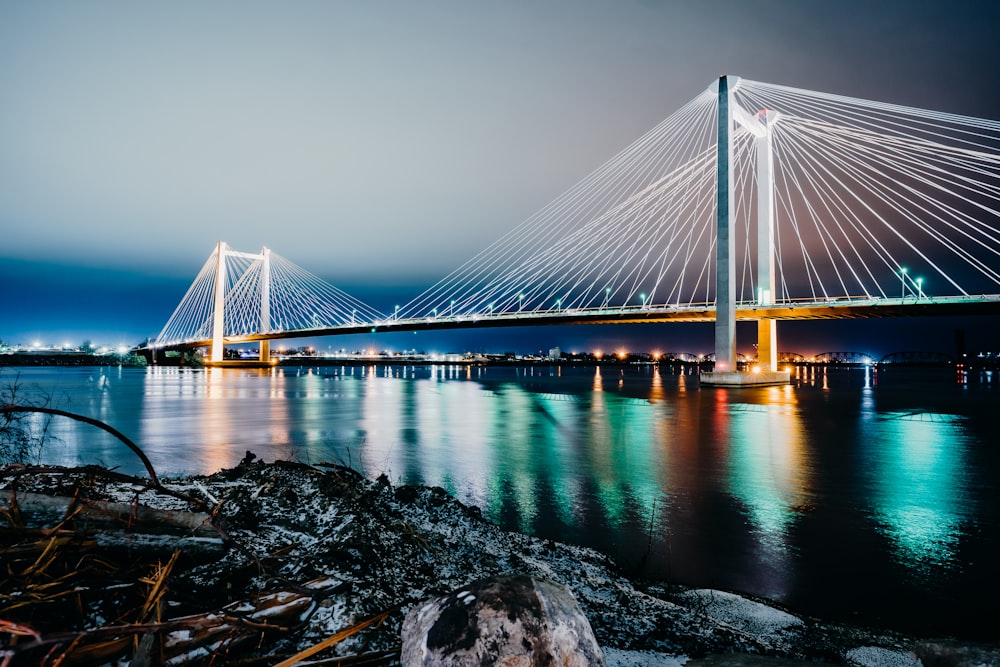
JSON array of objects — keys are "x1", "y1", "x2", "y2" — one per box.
[{"x1": 149, "y1": 77, "x2": 1000, "y2": 373}]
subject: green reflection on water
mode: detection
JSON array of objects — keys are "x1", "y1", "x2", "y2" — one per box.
[
  {"x1": 480, "y1": 368, "x2": 668, "y2": 535},
  {"x1": 863, "y1": 410, "x2": 970, "y2": 570}
]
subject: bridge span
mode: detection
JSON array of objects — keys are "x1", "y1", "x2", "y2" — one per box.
[
  {"x1": 148, "y1": 294, "x2": 1000, "y2": 352},
  {"x1": 148, "y1": 76, "x2": 1000, "y2": 379}
]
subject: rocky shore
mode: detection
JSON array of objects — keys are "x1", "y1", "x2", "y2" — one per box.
[{"x1": 1, "y1": 460, "x2": 994, "y2": 665}]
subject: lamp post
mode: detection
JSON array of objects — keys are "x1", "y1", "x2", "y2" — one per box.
[
  {"x1": 394, "y1": 305, "x2": 400, "y2": 321},
  {"x1": 639, "y1": 292, "x2": 647, "y2": 309},
  {"x1": 916, "y1": 277, "x2": 923, "y2": 300},
  {"x1": 519, "y1": 293, "x2": 524, "y2": 312},
  {"x1": 604, "y1": 286, "x2": 611, "y2": 308},
  {"x1": 352, "y1": 308, "x2": 356, "y2": 324},
  {"x1": 450, "y1": 300, "x2": 455, "y2": 317},
  {"x1": 900, "y1": 267, "x2": 907, "y2": 299}
]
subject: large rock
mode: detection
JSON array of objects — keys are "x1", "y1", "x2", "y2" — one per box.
[{"x1": 401, "y1": 575, "x2": 605, "y2": 666}]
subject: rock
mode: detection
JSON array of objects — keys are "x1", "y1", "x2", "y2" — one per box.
[
  {"x1": 401, "y1": 574, "x2": 606, "y2": 666},
  {"x1": 915, "y1": 639, "x2": 1000, "y2": 667}
]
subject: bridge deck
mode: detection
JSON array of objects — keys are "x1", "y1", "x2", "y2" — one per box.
[{"x1": 145, "y1": 295, "x2": 1000, "y2": 350}]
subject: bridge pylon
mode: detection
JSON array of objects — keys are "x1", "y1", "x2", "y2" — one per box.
[
  {"x1": 209, "y1": 241, "x2": 272, "y2": 364},
  {"x1": 753, "y1": 108, "x2": 780, "y2": 372},
  {"x1": 703, "y1": 75, "x2": 788, "y2": 386}
]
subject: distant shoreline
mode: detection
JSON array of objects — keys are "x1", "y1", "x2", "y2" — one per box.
[{"x1": 3, "y1": 351, "x2": 994, "y2": 370}]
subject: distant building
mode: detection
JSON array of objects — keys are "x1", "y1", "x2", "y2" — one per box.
[{"x1": 548, "y1": 347, "x2": 561, "y2": 360}]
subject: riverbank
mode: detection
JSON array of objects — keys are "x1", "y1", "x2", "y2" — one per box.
[{"x1": 3, "y1": 459, "x2": 988, "y2": 666}]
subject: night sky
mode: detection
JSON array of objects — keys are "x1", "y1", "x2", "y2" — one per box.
[{"x1": 3, "y1": 1, "x2": 999, "y2": 357}]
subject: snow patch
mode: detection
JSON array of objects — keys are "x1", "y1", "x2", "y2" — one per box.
[
  {"x1": 846, "y1": 646, "x2": 921, "y2": 667},
  {"x1": 675, "y1": 589, "x2": 803, "y2": 643},
  {"x1": 605, "y1": 647, "x2": 688, "y2": 667}
]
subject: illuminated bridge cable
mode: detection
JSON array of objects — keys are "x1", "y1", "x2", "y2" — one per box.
[
  {"x1": 155, "y1": 77, "x2": 1000, "y2": 345},
  {"x1": 154, "y1": 247, "x2": 385, "y2": 347},
  {"x1": 400, "y1": 90, "x2": 721, "y2": 318},
  {"x1": 399, "y1": 77, "x2": 1000, "y2": 322}
]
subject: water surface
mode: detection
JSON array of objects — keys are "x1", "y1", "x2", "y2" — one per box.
[{"x1": 5, "y1": 363, "x2": 997, "y2": 639}]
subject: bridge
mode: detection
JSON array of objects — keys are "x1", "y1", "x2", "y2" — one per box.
[{"x1": 148, "y1": 77, "x2": 1000, "y2": 379}]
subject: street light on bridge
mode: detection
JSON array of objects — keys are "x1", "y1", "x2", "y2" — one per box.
[
  {"x1": 916, "y1": 277, "x2": 924, "y2": 300},
  {"x1": 900, "y1": 267, "x2": 907, "y2": 299}
]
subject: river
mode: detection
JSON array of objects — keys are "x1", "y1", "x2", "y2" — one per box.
[{"x1": 3, "y1": 363, "x2": 997, "y2": 640}]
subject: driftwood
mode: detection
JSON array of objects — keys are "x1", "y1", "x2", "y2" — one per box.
[
  {"x1": 1, "y1": 489, "x2": 225, "y2": 560},
  {"x1": 2, "y1": 490, "x2": 217, "y2": 535}
]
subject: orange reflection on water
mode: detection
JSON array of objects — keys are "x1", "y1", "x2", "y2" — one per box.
[
  {"x1": 649, "y1": 366, "x2": 664, "y2": 403},
  {"x1": 200, "y1": 367, "x2": 239, "y2": 473}
]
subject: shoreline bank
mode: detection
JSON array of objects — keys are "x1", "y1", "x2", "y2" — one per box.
[{"x1": 2, "y1": 459, "x2": 991, "y2": 666}]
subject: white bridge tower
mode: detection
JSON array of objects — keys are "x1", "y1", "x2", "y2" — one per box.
[
  {"x1": 210, "y1": 241, "x2": 272, "y2": 363},
  {"x1": 704, "y1": 76, "x2": 789, "y2": 386}
]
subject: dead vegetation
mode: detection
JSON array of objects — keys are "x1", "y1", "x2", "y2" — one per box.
[
  {"x1": 0, "y1": 401, "x2": 406, "y2": 666},
  {"x1": 0, "y1": 461, "x2": 405, "y2": 666}
]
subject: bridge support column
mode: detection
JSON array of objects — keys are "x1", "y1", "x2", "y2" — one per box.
[
  {"x1": 758, "y1": 319, "x2": 777, "y2": 370},
  {"x1": 259, "y1": 247, "x2": 271, "y2": 363},
  {"x1": 210, "y1": 241, "x2": 227, "y2": 363},
  {"x1": 756, "y1": 109, "x2": 779, "y2": 372},
  {"x1": 713, "y1": 75, "x2": 737, "y2": 373}
]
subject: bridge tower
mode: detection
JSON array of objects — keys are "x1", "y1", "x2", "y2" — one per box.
[
  {"x1": 210, "y1": 241, "x2": 228, "y2": 363},
  {"x1": 209, "y1": 242, "x2": 272, "y2": 364},
  {"x1": 713, "y1": 75, "x2": 736, "y2": 372},
  {"x1": 754, "y1": 109, "x2": 780, "y2": 372},
  {"x1": 259, "y1": 246, "x2": 271, "y2": 362},
  {"x1": 704, "y1": 76, "x2": 788, "y2": 386}
]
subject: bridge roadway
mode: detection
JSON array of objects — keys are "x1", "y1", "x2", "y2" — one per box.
[{"x1": 145, "y1": 294, "x2": 1000, "y2": 351}]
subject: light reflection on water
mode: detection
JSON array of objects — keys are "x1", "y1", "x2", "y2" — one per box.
[
  {"x1": 4, "y1": 363, "x2": 997, "y2": 638},
  {"x1": 726, "y1": 386, "x2": 810, "y2": 599},
  {"x1": 864, "y1": 410, "x2": 969, "y2": 573}
]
